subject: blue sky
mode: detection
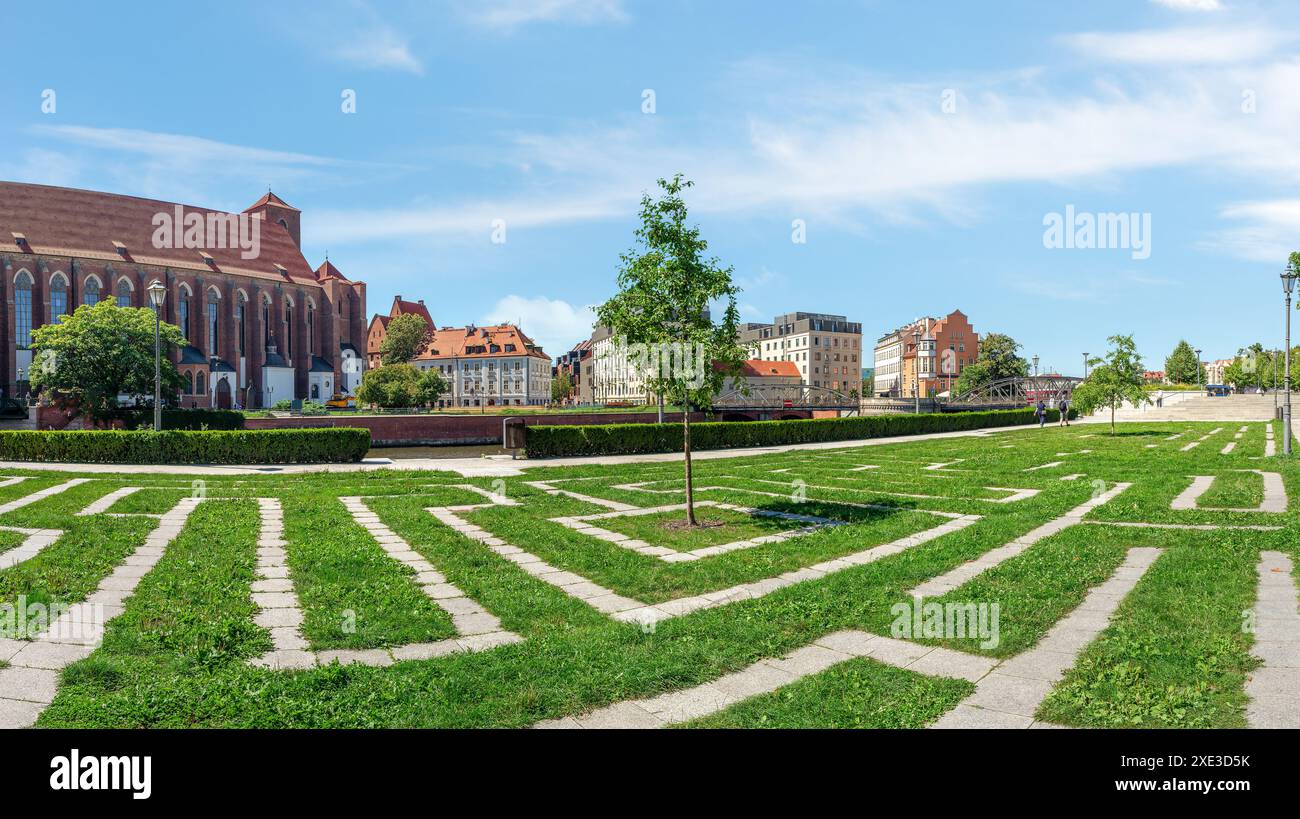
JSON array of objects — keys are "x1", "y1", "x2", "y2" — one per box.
[{"x1": 3, "y1": 0, "x2": 1299, "y2": 373}]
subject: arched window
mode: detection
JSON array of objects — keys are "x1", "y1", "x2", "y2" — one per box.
[
  {"x1": 116, "y1": 279, "x2": 132, "y2": 308},
  {"x1": 262, "y1": 297, "x2": 271, "y2": 347},
  {"x1": 283, "y1": 300, "x2": 293, "y2": 358},
  {"x1": 182, "y1": 371, "x2": 193, "y2": 395},
  {"x1": 196, "y1": 371, "x2": 206, "y2": 396},
  {"x1": 50, "y1": 273, "x2": 68, "y2": 324},
  {"x1": 306, "y1": 303, "x2": 315, "y2": 356},
  {"x1": 14, "y1": 271, "x2": 33, "y2": 348},
  {"x1": 207, "y1": 290, "x2": 219, "y2": 357},
  {"x1": 84, "y1": 277, "x2": 101, "y2": 307},
  {"x1": 236, "y1": 293, "x2": 246, "y2": 356},
  {"x1": 178, "y1": 291, "x2": 190, "y2": 340}
]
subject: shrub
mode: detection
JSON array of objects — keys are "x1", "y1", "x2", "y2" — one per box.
[
  {"x1": 523, "y1": 408, "x2": 1067, "y2": 458},
  {"x1": 300, "y1": 401, "x2": 329, "y2": 416},
  {"x1": 0, "y1": 428, "x2": 370, "y2": 464},
  {"x1": 272, "y1": 400, "x2": 294, "y2": 411}
]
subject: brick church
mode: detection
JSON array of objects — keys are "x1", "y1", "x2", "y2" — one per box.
[{"x1": 0, "y1": 182, "x2": 367, "y2": 408}]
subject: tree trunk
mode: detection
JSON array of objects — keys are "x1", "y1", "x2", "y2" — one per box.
[
  {"x1": 1110, "y1": 401, "x2": 1116, "y2": 435},
  {"x1": 683, "y1": 408, "x2": 696, "y2": 525}
]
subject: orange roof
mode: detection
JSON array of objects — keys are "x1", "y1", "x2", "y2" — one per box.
[
  {"x1": 716, "y1": 359, "x2": 801, "y2": 378},
  {"x1": 389, "y1": 296, "x2": 434, "y2": 328},
  {"x1": 417, "y1": 324, "x2": 549, "y2": 361},
  {"x1": 0, "y1": 181, "x2": 318, "y2": 283}
]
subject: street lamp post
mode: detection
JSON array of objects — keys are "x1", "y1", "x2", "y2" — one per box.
[
  {"x1": 911, "y1": 329, "x2": 921, "y2": 414},
  {"x1": 1282, "y1": 263, "x2": 1299, "y2": 455},
  {"x1": 1082, "y1": 352, "x2": 1089, "y2": 379},
  {"x1": 147, "y1": 281, "x2": 168, "y2": 431},
  {"x1": 1195, "y1": 348, "x2": 1203, "y2": 392},
  {"x1": 1032, "y1": 355, "x2": 1039, "y2": 378}
]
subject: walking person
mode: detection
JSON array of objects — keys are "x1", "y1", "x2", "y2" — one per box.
[
  {"x1": 1058, "y1": 394, "x2": 1070, "y2": 426},
  {"x1": 1035, "y1": 399, "x2": 1047, "y2": 428}
]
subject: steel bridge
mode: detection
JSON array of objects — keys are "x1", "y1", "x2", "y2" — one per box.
[
  {"x1": 711, "y1": 384, "x2": 859, "y2": 419},
  {"x1": 947, "y1": 375, "x2": 1083, "y2": 408}
]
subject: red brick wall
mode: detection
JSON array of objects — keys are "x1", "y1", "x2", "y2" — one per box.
[{"x1": 244, "y1": 411, "x2": 708, "y2": 446}]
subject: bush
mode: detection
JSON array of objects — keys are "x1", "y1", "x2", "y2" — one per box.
[
  {"x1": 100, "y1": 408, "x2": 245, "y2": 431},
  {"x1": 523, "y1": 408, "x2": 1067, "y2": 458},
  {"x1": 272, "y1": 400, "x2": 294, "y2": 411},
  {"x1": 0, "y1": 428, "x2": 370, "y2": 464},
  {"x1": 300, "y1": 401, "x2": 329, "y2": 416}
]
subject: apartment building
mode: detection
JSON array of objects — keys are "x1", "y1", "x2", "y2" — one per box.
[
  {"x1": 739, "y1": 312, "x2": 863, "y2": 395},
  {"x1": 874, "y1": 310, "x2": 979, "y2": 397},
  {"x1": 411, "y1": 323, "x2": 552, "y2": 407}
]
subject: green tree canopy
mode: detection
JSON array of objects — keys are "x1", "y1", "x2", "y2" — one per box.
[
  {"x1": 416, "y1": 368, "x2": 448, "y2": 406},
  {"x1": 29, "y1": 301, "x2": 186, "y2": 422},
  {"x1": 357, "y1": 363, "x2": 425, "y2": 408},
  {"x1": 380, "y1": 314, "x2": 433, "y2": 365},
  {"x1": 596, "y1": 174, "x2": 746, "y2": 525},
  {"x1": 1071, "y1": 334, "x2": 1150, "y2": 434},
  {"x1": 551, "y1": 370, "x2": 572, "y2": 404},
  {"x1": 1164, "y1": 339, "x2": 1203, "y2": 385},
  {"x1": 952, "y1": 332, "x2": 1028, "y2": 396}
]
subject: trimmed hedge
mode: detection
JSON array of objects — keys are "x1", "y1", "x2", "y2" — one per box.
[
  {"x1": 100, "y1": 408, "x2": 246, "y2": 431},
  {"x1": 524, "y1": 408, "x2": 1068, "y2": 458},
  {"x1": 0, "y1": 428, "x2": 370, "y2": 464}
]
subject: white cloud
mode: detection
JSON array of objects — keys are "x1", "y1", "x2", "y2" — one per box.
[
  {"x1": 336, "y1": 23, "x2": 423, "y2": 74},
  {"x1": 480, "y1": 295, "x2": 596, "y2": 356},
  {"x1": 34, "y1": 125, "x2": 343, "y2": 169},
  {"x1": 1063, "y1": 25, "x2": 1293, "y2": 64},
  {"x1": 1202, "y1": 199, "x2": 1300, "y2": 262},
  {"x1": 1151, "y1": 0, "x2": 1222, "y2": 10},
  {"x1": 464, "y1": 0, "x2": 628, "y2": 30}
]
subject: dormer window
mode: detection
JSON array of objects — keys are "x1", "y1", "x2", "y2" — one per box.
[
  {"x1": 112, "y1": 240, "x2": 128, "y2": 257},
  {"x1": 199, "y1": 251, "x2": 216, "y2": 267},
  {"x1": 12, "y1": 232, "x2": 28, "y2": 249}
]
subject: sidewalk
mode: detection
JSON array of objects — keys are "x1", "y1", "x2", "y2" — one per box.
[{"x1": 0, "y1": 423, "x2": 1042, "y2": 479}]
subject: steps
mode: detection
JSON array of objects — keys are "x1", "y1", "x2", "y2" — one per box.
[{"x1": 1083, "y1": 394, "x2": 1279, "y2": 422}]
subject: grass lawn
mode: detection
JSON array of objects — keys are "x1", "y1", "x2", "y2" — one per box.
[{"x1": 1, "y1": 418, "x2": 1292, "y2": 728}]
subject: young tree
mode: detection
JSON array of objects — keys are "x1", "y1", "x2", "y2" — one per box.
[
  {"x1": 29, "y1": 301, "x2": 186, "y2": 423},
  {"x1": 1071, "y1": 334, "x2": 1150, "y2": 434},
  {"x1": 596, "y1": 175, "x2": 746, "y2": 525},
  {"x1": 550, "y1": 370, "x2": 573, "y2": 404},
  {"x1": 1164, "y1": 339, "x2": 1203, "y2": 385},
  {"x1": 380, "y1": 314, "x2": 433, "y2": 365}
]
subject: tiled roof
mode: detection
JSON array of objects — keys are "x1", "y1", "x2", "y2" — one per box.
[
  {"x1": 417, "y1": 324, "x2": 549, "y2": 361},
  {"x1": 0, "y1": 181, "x2": 318, "y2": 284},
  {"x1": 243, "y1": 191, "x2": 300, "y2": 212},
  {"x1": 389, "y1": 297, "x2": 434, "y2": 328},
  {"x1": 717, "y1": 359, "x2": 802, "y2": 378}
]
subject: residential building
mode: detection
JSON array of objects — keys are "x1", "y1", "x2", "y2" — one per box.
[
  {"x1": 0, "y1": 182, "x2": 367, "y2": 408},
  {"x1": 366, "y1": 296, "x2": 435, "y2": 368},
  {"x1": 739, "y1": 312, "x2": 863, "y2": 395},
  {"x1": 553, "y1": 338, "x2": 594, "y2": 404},
  {"x1": 590, "y1": 325, "x2": 652, "y2": 404},
  {"x1": 719, "y1": 359, "x2": 801, "y2": 392},
  {"x1": 1205, "y1": 359, "x2": 1232, "y2": 385},
  {"x1": 410, "y1": 323, "x2": 552, "y2": 407},
  {"x1": 877, "y1": 310, "x2": 979, "y2": 397}
]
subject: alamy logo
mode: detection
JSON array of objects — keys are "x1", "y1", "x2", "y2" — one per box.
[
  {"x1": 891, "y1": 600, "x2": 1000, "y2": 649},
  {"x1": 1042, "y1": 205, "x2": 1150, "y2": 260},
  {"x1": 151, "y1": 206, "x2": 261, "y2": 260},
  {"x1": 599, "y1": 337, "x2": 707, "y2": 389},
  {"x1": 50, "y1": 749, "x2": 152, "y2": 800}
]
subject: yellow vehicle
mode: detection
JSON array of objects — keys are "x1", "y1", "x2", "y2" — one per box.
[{"x1": 324, "y1": 393, "x2": 356, "y2": 410}]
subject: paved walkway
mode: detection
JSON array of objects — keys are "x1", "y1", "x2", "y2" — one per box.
[{"x1": 1245, "y1": 551, "x2": 1300, "y2": 728}]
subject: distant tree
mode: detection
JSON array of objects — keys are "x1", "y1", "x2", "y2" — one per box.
[
  {"x1": 596, "y1": 174, "x2": 747, "y2": 526},
  {"x1": 357, "y1": 364, "x2": 423, "y2": 408},
  {"x1": 1071, "y1": 334, "x2": 1150, "y2": 434},
  {"x1": 1164, "y1": 340, "x2": 1203, "y2": 385},
  {"x1": 380, "y1": 314, "x2": 433, "y2": 365},
  {"x1": 952, "y1": 332, "x2": 1028, "y2": 396},
  {"x1": 551, "y1": 370, "x2": 573, "y2": 404},
  {"x1": 29, "y1": 301, "x2": 185, "y2": 422},
  {"x1": 416, "y1": 368, "x2": 448, "y2": 406}
]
